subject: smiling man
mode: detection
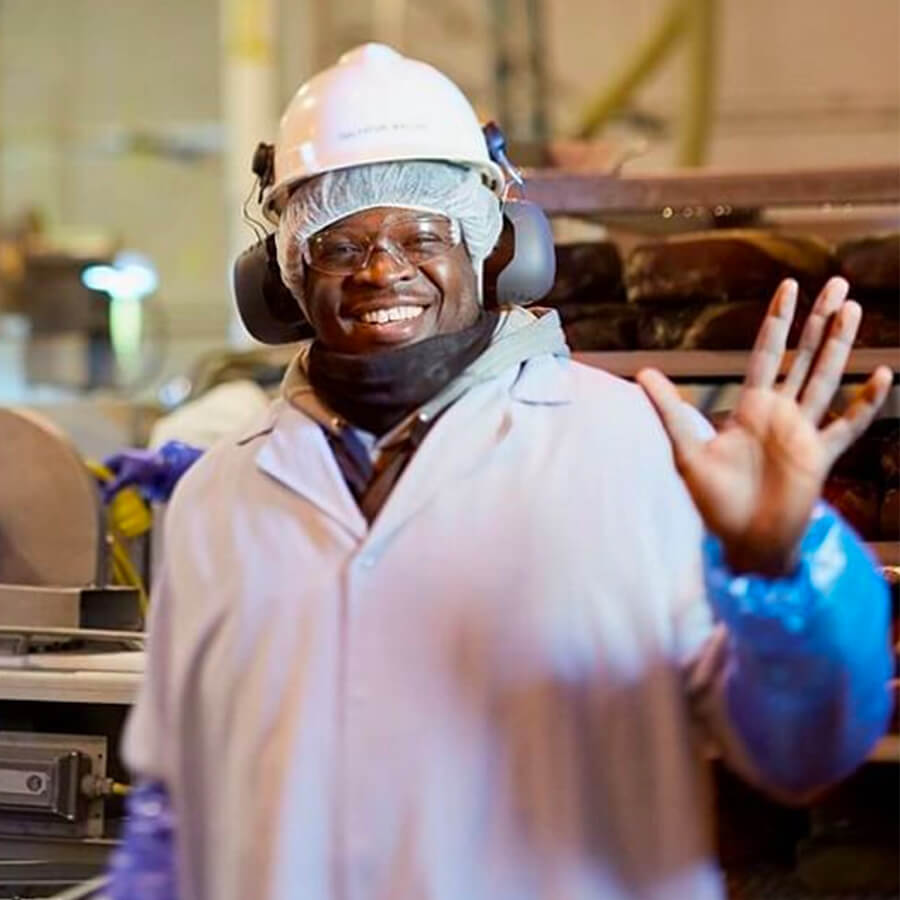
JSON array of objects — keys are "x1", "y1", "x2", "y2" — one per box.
[
  {"x1": 294, "y1": 207, "x2": 479, "y2": 350},
  {"x1": 107, "y1": 45, "x2": 893, "y2": 900},
  {"x1": 272, "y1": 161, "x2": 509, "y2": 445}
]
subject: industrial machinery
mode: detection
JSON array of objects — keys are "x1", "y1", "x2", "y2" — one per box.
[{"x1": 0, "y1": 407, "x2": 145, "y2": 897}]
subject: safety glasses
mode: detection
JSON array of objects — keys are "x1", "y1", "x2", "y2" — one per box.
[{"x1": 302, "y1": 214, "x2": 460, "y2": 276}]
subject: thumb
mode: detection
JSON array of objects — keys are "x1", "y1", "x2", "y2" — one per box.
[{"x1": 635, "y1": 368, "x2": 703, "y2": 473}]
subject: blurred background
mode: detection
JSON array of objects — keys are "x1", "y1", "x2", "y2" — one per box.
[{"x1": 0, "y1": 0, "x2": 898, "y2": 444}]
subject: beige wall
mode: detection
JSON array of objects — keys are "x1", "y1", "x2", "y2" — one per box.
[
  {"x1": 1, "y1": 0, "x2": 898, "y2": 367},
  {"x1": 1, "y1": 0, "x2": 227, "y2": 341}
]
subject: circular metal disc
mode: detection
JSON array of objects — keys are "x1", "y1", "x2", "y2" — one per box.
[{"x1": 0, "y1": 408, "x2": 101, "y2": 586}]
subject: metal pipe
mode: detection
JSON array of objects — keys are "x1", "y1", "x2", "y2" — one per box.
[
  {"x1": 678, "y1": 0, "x2": 717, "y2": 166},
  {"x1": 46, "y1": 876, "x2": 109, "y2": 900},
  {"x1": 0, "y1": 0, "x2": 4, "y2": 222},
  {"x1": 220, "y1": 0, "x2": 278, "y2": 346},
  {"x1": 575, "y1": 0, "x2": 688, "y2": 139},
  {"x1": 490, "y1": 0, "x2": 512, "y2": 132},
  {"x1": 526, "y1": 0, "x2": 550, "y2": 142}
]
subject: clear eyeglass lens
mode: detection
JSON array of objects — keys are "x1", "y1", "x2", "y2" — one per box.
[{"x1": 305, "y1": 216, "x2": 457, "y2": 274}]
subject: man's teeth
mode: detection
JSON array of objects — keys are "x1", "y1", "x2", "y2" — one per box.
[{"x1": 358, "y1": 306, "x2": 424, "y2": 325}]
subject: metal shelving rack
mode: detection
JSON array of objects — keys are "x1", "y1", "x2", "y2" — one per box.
[
  {"x1": 527, "y1": 162, "x2": 900, "y2": 383},
  {"x1": 529, "y1": 162, "x2": 900, "y2": 378},
  {"x1": 572, "y1": 347, "x2": 900, "y2": 383},
  {"x1": 524, "y1": 163, "x2": 900, "y2": 215},
  {"x1": 530, "y1": 163, "x2": 900, "y2": 766}
]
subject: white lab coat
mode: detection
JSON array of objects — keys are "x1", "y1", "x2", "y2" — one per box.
[{"x1": 124, "y1": 353, "x2": 739, "y2": 900}]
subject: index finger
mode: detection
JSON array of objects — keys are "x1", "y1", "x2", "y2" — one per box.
[{"x1": 636, "y1": 368, "x2": 704, "y2": 473}]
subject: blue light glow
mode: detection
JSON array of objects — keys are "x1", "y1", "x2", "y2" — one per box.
[{"x1": 81, "y1": 252, "x2": 158, "y2": 301}]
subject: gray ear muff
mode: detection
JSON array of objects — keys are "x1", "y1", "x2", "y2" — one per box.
[
  {"x1": 233, "y1": 234, "x2": 314, "y2": 344},
  {"x1": 494, "y1": 198, "x2": 556, "y2": 305},
  {"x1": 481, "y1": 121, "x2": 556, "y2": 306}
]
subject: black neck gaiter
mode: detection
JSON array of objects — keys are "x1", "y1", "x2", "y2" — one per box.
[{"x1": 308, "y1": 310, "x2": 499, "y2": 436}]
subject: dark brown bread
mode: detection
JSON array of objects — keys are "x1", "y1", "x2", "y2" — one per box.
[
  {"x1": 823, "y1": 477, "x2": 880, "y2": 540},
  {"x1": 831, "y1": 418, "x2": 897, "y2": 484},
  {"x1": 546, "y1": 242, "x2": 625, "y2": 306},
  {"x1": 679, "y1": 300, "x2": 810, "y2": 350},
  {"x1": 635, "y1": 303, "x2": 705, "y2": 350},
  {"x1": 836, "y1": 232, "x2": 900, "y2": 298},
  {"x1": 853, "y1": 304, "x2": 900, "y2": 347},
  {"x1": 880, "y1": 489, "x2": 899, "y2": 540},
  {"x1": 625, "y1": 230, "x2": 834, "y2": 306},
  {"x1": 563, "y1": 304, "x2": 641, "y2": 351},
  {"x1": 880, "y1": 423, "x2": 900, "y2": 484}
]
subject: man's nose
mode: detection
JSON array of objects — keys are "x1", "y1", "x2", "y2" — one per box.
[{"x1": 352, "y1": 244, "x2": 416, "y2": 286}]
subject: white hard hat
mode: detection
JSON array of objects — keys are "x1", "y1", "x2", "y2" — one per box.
[{"x1": 261, "y1": 43, "x2": 504, "y2": 222}]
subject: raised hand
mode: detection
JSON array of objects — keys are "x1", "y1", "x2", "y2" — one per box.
[{"x1": 636, "y1": 277, "x2": 893, "y2": 576}]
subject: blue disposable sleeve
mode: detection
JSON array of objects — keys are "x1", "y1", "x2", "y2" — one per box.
[
  {"x1": 106, "y1": 780, "x2": 178, "y2": 900},
  {"x1": 703, "y1": 503, "x2": 892, "y2": 796}
]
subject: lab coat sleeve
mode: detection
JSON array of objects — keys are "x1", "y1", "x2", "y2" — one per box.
[
  {"x1": 121, "y1": 560, "x2": 176, "y2": 782},
  {"x1": 685, "y1": 502, "x2": 892, "y2": 800},
  {"x1": 111, "y1": 555, "x2": 181, "y2": 897}
]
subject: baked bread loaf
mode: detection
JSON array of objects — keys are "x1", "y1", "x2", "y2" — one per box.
[
  {"x1": 823, "y1": 477, "x2": 880, "y2": 540},
  {"x1": 853, "y1": 306, "x2": 900, "y2": 347},
  {"x1": 625, "y1": 230, "x2": 834, "y2": 306},
  {"x1": 546, "y1": 242, "x2": 625, "y2": 306},
  {"x1": 880, "y1": 423, "x2": 900, "y2": 484},
  {"x1": 636, "y1": 303, "x2": 705, "y2": 350},
  {"x1": 563, "y1": 304, "x2": 641, "y2": 351},
  {"x1": 836, "y1": 232, "x2": 900, "y2": 298},
  {"x1": 831, "y1": 418, "x2": 885, "y2": 481},
  {"x1": 679, "y1": 300, "x2": 808, "y2": 350},
  {"x1": 880, "y1": 489, "x2": 899, "y2": 540}
]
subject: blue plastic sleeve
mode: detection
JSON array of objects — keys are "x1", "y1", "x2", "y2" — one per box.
[{"x1": 703, "y1": 502, "x2": 892, "y2": 795}]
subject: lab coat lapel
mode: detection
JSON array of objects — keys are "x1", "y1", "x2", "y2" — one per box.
[
  {"x1": 253, "y1": 405, "x2": 367, "y2": 541},
  {"x1": 369, "y1": 356, "x2": 574, "y2": 541},
  {"x1": 367, "y1": 379, "x2": 514, "y2": 542}
]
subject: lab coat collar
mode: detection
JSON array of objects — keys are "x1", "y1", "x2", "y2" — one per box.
[
  {"x1": 243, "y1": 354, "x2": 573, "y2": 545},
  {"x1": 363, "y1": 367, "x2": 519, "y2": 543},
  {"x1": 366, "y1": 355, "x2": 573, "y2": 543},
  {"x1": 509, "y1": 353, "x2": 573, "y2": 406},
  {"x1": 246, "y1": 401, "x2": 368, "y2": 541}
]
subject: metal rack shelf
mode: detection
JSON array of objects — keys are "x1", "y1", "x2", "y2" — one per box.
[
  {"x1": 572, "y1": 347, "x2": 900, "y2": 382},
  {"x1": 525, "y1": 164, "x2": 900, "y2": 215},
  {"x1": 0, "y1": 664, "x2": 141, "y2": 704},
  {"x1": 552, "y1": 164, "x2": 900, "y2": 384}
]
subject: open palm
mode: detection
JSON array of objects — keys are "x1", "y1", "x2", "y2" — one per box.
[{"x1": 637, "y1": 278, "x2": 893, "y2": 575}]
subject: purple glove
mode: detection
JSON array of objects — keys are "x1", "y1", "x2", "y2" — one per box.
[
  {"x1": 106, "y1": 780, "x2": 178, "y2": 900},
  {"x1": 103, "y1": 441, "x2": 204, "y2": 503}
]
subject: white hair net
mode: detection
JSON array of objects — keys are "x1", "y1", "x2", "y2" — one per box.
[{"x1": 275, "y1": 161, "x2": 502, "y2": 311}]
